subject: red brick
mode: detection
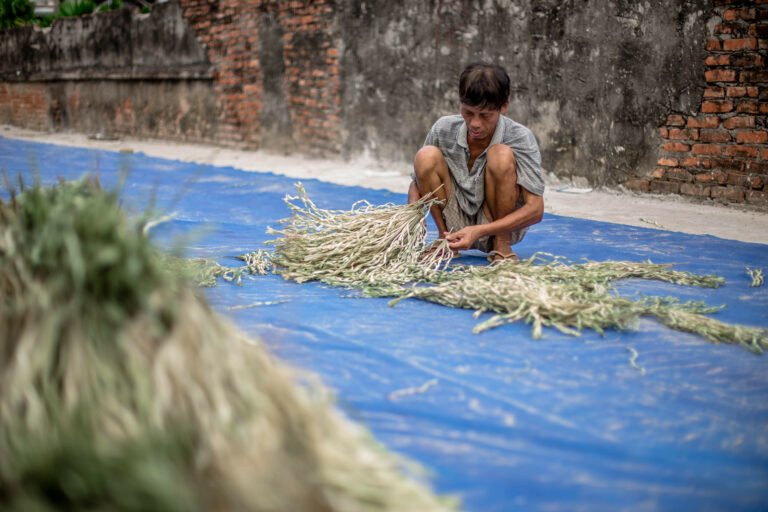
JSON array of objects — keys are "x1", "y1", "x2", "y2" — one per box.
[
  {"x1": 736, "y1": 101, "x2": 760, "y2": 114},
  {"x1": 650, "y1": 181, "x2": 680, "y2": 194},
  {"x1": 706, "y1": 39, "x2": 722, "y2": 51},
  {"x1": 731, "y1": 54, "x2": 764, "y2": 67},
  {"x1": 701, "y1": 100, "x2": 734, "y2": 113},
  {"x1": 712, "y1": 158, "x2": 745, "y2": 172},
  {"x1": 726, "y1": 186, "x2": 746, "y2": 202},
  {"x1": 652, "y1": 167, "x2": 666, "y2": 179},
  {"x1": 723, "y1": 115, "x2": 755, "y2": 129},
  {"x1": 668, "y1": 128, "x2": 699, "y2": 140},
  {"x1": 682, "y1": 156, "x2": 711, "y2": 168},
  {"x1": 735, "y1": 130, "x2": 768, "y2": 143},
  {"x1": 659, "y1": 127, "x2": 669, "y2": 138},
  {"x1": 727, "y1": 86, "x2": 748, "y2": 97},
  {"x1": 723, "y1": 38, "x2": 758, "y2": 50},
  {"x1": 747, "y1": 175, "x2": 764, "y2": 188},
  {"x1": 665, "y1": 168, "x2": 694, "y2": 182},
  {"x1": 705, "y1": 55, "x2": 731, "y2": 66},
  {"x1": 705, "y1": 69, "x2": 737, "y2": 82},
  {"x1": 762, "y1": 148, "x2": 768, "y2": 160},
  {"x1": 715, "y1": 22, "x2": 743, "y2": 35},
  {"x1": 740, "y1": 70, "x2": 768, "y2": 82},
  {"x1": 662, "y1": 142, "x2": 691, "y2": 152},
  {"x1": 680, "y1": 183, "x2": 711, "y2": 197},
  {"x1": 687, "y1": 116, "x2": 720, "y2": 128},
  {"x1": 747, "y1": 86, "x2": 760, "y2": 98},
  {"x1": 666, "y1": 114, "x2": 686, "y2": 126},
  {"x1": 692, "y1": 144, "x2": 723, "y2": 156},
  {"x1": 748, "y1": 23, "x2": 768, "y2": 37},
  {"x1": 703, "y1": 86, "x2": 725, "y2": 98},
  {"x1": 761, "y1": 103, "x2": 768, "y2": 114},
  {"x1": 657, "y1": 157, "x2": 678, "y2": 167},
  {"x1": 746, "y1": 189, "x2": 768, "y2": 204},
  {"x1": 700, "y1": 130, "x2": 732, "y2": 143},
  {"x1": 723, "y1": 8, "x2": 755, "y2": 20},
  {"x1": 727, "y1": 172, "x2": 748, "y2": 186},
  {"x1": 695, "y1": 171, "x2": 728, "y2": 184},
  {"x1": 745, "y1": 161, "x2": 768, "y2": 173},
  {"x1": 726, "y1": 145, "x2": 759, "y2": 158},
  {"x1": 710, "y1": 185, "x2": 744, "y2": 202},
  {"x1": 624, "y1": 179, "x2": 650, "y2": 192}
]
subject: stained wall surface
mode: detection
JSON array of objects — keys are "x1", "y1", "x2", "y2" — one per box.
[{"x1": 1, "y1": 0, "x2": 766, "y2": 205}]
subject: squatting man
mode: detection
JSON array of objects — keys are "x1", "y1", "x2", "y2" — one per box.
[{"x1": 407, "y1": 62, "x2": 545, "y2": 263}]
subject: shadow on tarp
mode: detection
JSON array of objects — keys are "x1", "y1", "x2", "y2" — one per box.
[{"x1": 2, "y1": 136, "x2": 768, "y2": 512}]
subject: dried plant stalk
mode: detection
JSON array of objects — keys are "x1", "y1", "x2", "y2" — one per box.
[
  {"x1": 161, "y1": 250, "x2": 273, "y2": 287},
  {"x1": 746, "y1": 267, "x2": 764, "y2": 287},
  {"x1": 389, "y1": 255, "x2": 767, "y2": 353},
  {"x1": 240, "y1": 186, "x2": 767, "y2": 354},
  {"x1": 266, "y1": 183, "x2": 453, "y2": 292}
]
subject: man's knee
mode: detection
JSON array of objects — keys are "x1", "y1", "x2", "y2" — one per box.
[
  {"x1": 486, "y1": 144, "x2": 517, "y2": 181},
  {"x1": 413, "y1": 145, "x2": 447, "y2": 181}
]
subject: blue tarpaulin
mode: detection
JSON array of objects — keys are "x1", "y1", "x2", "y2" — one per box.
[{"x1": 2, "y1": 136, "x2": 767, "y2": 511}]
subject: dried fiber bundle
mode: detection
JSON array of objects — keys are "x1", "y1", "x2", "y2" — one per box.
[
  {"x1": 747, "y1": 267, "x2": 764, "y2": 287},
  {"x1": 237, "y1": 248, "x2": 274, "y2": 275},
  {"x1": 390, "y1": 254, "x2": 768, "y2": 353},
  {"x1": 266, "y1": 183, "x2": 453, "y2": 293},
  {"x1": 162, "y1": 250, "x2": 273, "y2": 287},
  {"x1": 160, "y1": 254, "x2": 250, "y2": 286},
  {"x1": 0, "y1": 179, "x2": 456, "y2": 512}
]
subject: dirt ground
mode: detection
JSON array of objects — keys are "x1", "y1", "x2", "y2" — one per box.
[{"x1": 4, "y1": 124, "x2": 767, "y2": 245}]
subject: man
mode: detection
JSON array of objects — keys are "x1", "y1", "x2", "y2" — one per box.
[{"x1": 407, "y1": 62, "x2": 545, "y2": 262}]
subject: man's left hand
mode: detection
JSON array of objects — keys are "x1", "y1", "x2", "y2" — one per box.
[{"x1": 445, "y1": 226, "x2": 483, "y2": 251}]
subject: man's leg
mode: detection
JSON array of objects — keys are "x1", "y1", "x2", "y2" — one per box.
[
  {"x1": 411, "y1": 145, "x2": 452, "y2": 237},
  {"x1": 483, "y1": 144, "x2": 521, "y2": 257}
]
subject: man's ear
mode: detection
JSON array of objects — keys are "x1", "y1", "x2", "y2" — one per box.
[{"x1": 500, "y1": 100, "x2": 510, "y2": 114}]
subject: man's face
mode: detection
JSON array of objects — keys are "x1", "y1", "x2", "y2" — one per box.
[{"x1": 460, "y1": 102, "x2": 508, "y2": 144}]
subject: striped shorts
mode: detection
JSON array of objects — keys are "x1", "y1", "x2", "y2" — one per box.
[{"x1": 442, "y1": 181, "x2": 528, "y2": 252}]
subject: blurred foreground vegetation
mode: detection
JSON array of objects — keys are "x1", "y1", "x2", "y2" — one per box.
[{"x1": 0, "y1": 177, "x2": 455, "y2": 512}]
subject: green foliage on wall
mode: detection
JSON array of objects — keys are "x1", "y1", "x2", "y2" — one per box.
[{"x1": 0, "y1": 0, "x2": 36, "y2": 28}]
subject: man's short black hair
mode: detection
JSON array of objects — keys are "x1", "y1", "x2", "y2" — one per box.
[{"x1": 458, "y1": 62, "x2": 511, "y2": 111}]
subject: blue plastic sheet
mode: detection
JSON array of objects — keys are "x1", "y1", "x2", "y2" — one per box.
[{"x1": 2, "y1": 136, "x2": 768, "y2": 511}]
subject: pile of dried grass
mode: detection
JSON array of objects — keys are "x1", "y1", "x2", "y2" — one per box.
[
  {"x1": 391, "y1": 254, "x2": 767, "y2": 353},
  {"x1": 264, "y1": 185, "x2": 767, "y2": 354},
  {"x1": 266, "y1": 184, "x2": 453, "y2": 295},
  {"x1": 0, "y1": 179, "x2": 455, "y2": 512}
]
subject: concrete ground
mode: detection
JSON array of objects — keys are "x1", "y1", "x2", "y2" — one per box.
[{"x1": 4, "y1": 124, "x2": 767, "y2": 245}]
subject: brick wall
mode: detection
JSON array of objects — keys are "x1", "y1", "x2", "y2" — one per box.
[
  {"x1": 177, "y1": 0, "x2": 340, "y2": 153},
  {"x1": 0, "y1": 83, "x2": 49, "y2": 131},
  {"x1": 628, "y1": 0, "x2": 767, "y2": 207}
]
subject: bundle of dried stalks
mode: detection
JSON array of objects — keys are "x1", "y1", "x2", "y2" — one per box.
[
  {"x1": 0, "y1": 179, "x2": 455, "y2": 511},
  {"x1": 747, "y1": 267, "x2": 764, "y2": 287},
  {"x1": 390, "y1": 254, "x2": 768, "y2": 353},
  {"x1": 266, "y1": 183, "x2": 453, "y2": 293},
  {"x1": 252, "y1": 186, "x2": 767, "y2": 353}
]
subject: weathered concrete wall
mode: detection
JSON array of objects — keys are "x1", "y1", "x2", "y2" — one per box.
[
  {"x1": 337, "y1": 0, "x2": 709, "y2": 186},
  {"x1": 0, "y1": 2, "x2": 211, "y2": 80},
  {"x1": 0, "y1": 2, "x2": 221, "y2": 141},
  {"x1": 1, "y1": 0, "x2": 766, "y2": 206}
]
